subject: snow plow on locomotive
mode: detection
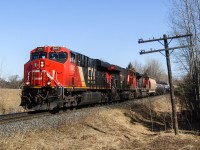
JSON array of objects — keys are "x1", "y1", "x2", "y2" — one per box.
[{"x1": 20, "y1": 46, "x2": 161, "y2": 110}]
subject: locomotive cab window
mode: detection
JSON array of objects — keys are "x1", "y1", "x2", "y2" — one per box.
[
  {"x1": 49, "y1": 52, "x2": 68, "y2": 63},
  {"x1": 81, "y1": 55, "x2": 85, "y2": 67},
  {"x1": 76, "y1": 54, "x2": 81, "y2": 66},
  {"x1": 85, "y1": 56, "x2": 88, "y2": 67},
  {"x1": 70, "y1": 52, "x2": 76, "y2": 63},
  {"x1": 81, "y1": 55, "x2": 88, "y2": 67},
  {"x1": 31, "y1": 52, "x2": 47, "y2": 60}
]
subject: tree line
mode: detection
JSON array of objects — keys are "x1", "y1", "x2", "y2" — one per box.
[{"x1": 0, "y1": 75, "x2": 23, "y2": 89}]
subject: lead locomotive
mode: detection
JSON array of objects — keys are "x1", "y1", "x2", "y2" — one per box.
[{"x1": 21, "y1": 46, "x2": 159, "y2": 110}]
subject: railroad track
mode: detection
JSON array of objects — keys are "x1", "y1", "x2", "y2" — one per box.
[
  {"x1": 0, "y1": 111, "x2": 52, "y2": 124},
  {"x1": 0, "y1": 95, "x2": 168, "y2": 125}
]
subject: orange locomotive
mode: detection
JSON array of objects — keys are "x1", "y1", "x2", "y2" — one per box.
[{"x1": 20, "y1": 46, "x2": 156, "y2": 110}]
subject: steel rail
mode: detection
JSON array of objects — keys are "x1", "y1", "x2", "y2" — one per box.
[{"x1": 0, "y1": 111, "x2": 52, "y2": 124}]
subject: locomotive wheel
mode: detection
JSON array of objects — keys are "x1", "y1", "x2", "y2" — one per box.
[
  {"x1": 105, "y1": 94, "x2": 109, "y2": 103},
  {"x1": 50, "y1": 106, "x2": 60, "y2": 114}
]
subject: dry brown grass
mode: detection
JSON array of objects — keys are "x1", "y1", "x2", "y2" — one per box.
[
  {"x1": 0, "y1": 94, "x2": 200, "y2": 149},
  {"x1": 0, "y1": 88, "x2": 23, "y2": 114}
]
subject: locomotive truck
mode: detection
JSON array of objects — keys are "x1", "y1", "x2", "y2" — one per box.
[{"x1": 20, "y1": 46, "x2": 157, "y2": 110}]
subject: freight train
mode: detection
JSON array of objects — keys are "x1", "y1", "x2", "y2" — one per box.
[{"x1": 20, "y1": 46, "x2": 168, "y2": 110}]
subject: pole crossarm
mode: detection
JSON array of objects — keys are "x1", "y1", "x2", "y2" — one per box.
[
  {"x1": 140, "y1": 45, "x2": 193, "y2": 55},
  {"x1": 138, "y1": 33, "x2": 192, "y2": 44}
]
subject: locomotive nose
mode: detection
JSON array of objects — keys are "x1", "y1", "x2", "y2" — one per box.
[{"x1": 26, "y1": 59, "x2": 50, "y2": 86}]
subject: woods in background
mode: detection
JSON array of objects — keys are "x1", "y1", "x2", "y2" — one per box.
[
  {"x1": 169, "y1": 0, "x2": 200, "y2": 120},
  {"x1": 0, "y1": 75, "x2": 22, "y2": 89}
]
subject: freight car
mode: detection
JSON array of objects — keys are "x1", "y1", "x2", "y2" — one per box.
[
  {"x1": 20, "y1": 46, "x2": 157, "y2": 110},
  {"x1": 156, "y1": 81, "x2": 170, "y2": 95}
]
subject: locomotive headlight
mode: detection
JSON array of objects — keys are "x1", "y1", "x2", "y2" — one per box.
[
  {"x1": 47, "y1": 81, "x2": 51, "y2": 86},
  {"x1": 25, "y1": 81, "x2": 30, "y2": 85},
  {"x1": 40, "y1": 60, "x2": 45, "y2": 67}
]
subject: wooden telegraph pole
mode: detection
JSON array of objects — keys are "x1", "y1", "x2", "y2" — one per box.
[{"x1": 138, "y1": 33, "x2": 192, "y2": 135}]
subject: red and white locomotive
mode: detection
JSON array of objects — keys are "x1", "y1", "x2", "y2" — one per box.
[{"x1": 21, "y1": 46, "x2": 157, "y2": 110}]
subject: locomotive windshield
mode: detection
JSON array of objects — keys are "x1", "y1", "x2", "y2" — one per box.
[
  {"x1": 31, "y1": 52, "x2": 47, "y2": 60},
  {"x1": 49, "y1": 52, "x2": 68, "y2": 63}
]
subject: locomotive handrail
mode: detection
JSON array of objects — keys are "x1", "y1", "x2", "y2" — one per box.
[{"x1": 42, "y1": 70, "x2": 63, "y2": 87}]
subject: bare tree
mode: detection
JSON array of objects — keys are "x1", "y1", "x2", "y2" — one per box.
[
  {"x1": 131, "y1": 60, "x2": 144, "y2": 74},
  {"x1": 0, "y1": 61, "x2": 5, "y2": 80},
  {"x1": 0, "y1": 62, "x2": 6, "y2": 88},
  {"x1": 128, "y1": 59, "x2": 168, "y2": 82},
  {"x1": 169, "y1": 0, "x2": 200, "y2": 119},
  {"x1": 8, "y1": 75, "x2": 21, "y2": 89},
  {"x1": 143, "y1": 59, "x2": 168, "y2": 82}
]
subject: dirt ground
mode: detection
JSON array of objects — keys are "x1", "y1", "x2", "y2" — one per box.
[{"x1": 0, "y1": 90, "x2": 200, "y2": 150}]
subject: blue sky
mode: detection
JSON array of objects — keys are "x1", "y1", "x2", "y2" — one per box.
[{"x1": 0, "y1": 0, "x2": 169, "y2": 79}]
